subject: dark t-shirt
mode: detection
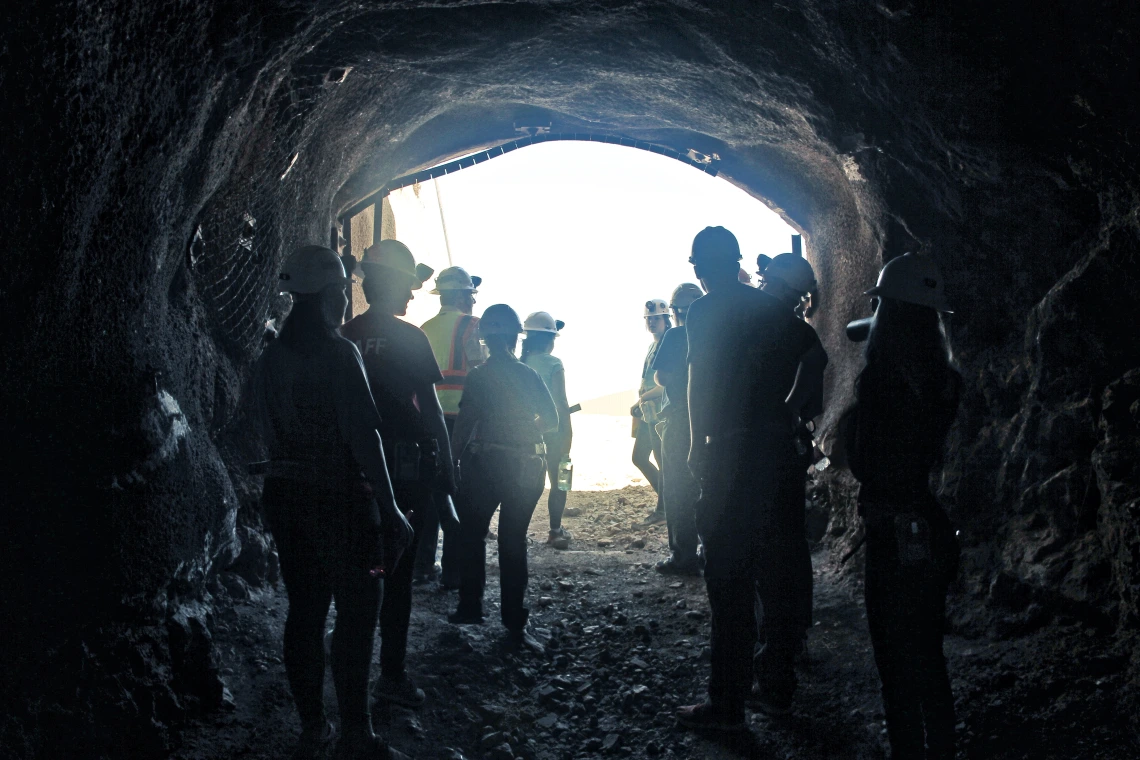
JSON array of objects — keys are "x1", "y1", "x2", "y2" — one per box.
[
  {"x1": 459, "y1": 354, "x2": 558, "y2": 447},
  {"x1": 340, "y1": 310, "x2": 444, "y2": 441},
  {"x1": 686, "y1": 283, "x2": 821, "y2": 432},
  {"x1": 846, "y1": 365, "x2": 962, "y2": 502},
  {"x1": 651, "y1": 325, "x2": 689, "y2": 413}
]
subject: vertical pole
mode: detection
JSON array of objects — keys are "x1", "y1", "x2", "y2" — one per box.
[
  {"x1": 342, "y1": 218, "x2": 354, "y2": 321},
  {"x1": 791, "y1": 234, "x2": 802, "y2": 257},
  {"x1": 434, "y1": 177, "x2": 454, "y2": 267}
]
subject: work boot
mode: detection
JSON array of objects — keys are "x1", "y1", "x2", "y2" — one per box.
[
  {"x1": 334, "y1": 728, "x2": 411, "y2": 760},
  {"x1": 675, "y1": 702, "x2": 746, "y2": 732},
  {"x1": 291, "y1": 720, "x2": 336, "y2": 760},
  {"x1": 640, "y1": 508, "x2": 667, "y2": 527},
  {"x1": 547, "y1": 527, "x2": 572, "y2": 550},
  {"x1": 372, "y1": 672, "x2": 426, "y2": 709},
  {"x1": 503, "y1": 627, "x2": 546, "y2": 656},
  {"x1": 655, "y1": 555, "x2": 700, "y2": 576},
  {"x1": 447, "y1": 607, "x2": 485, "y2": 625},
  {"x1": 746, "y1": 683, "x2": 792, "y2": 717}
]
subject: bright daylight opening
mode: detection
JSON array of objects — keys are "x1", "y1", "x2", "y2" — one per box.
[{"x1": 380, "y1": 141, "x2": 797, "y2": 489}]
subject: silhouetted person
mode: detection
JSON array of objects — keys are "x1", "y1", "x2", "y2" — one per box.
[
  {"x1": 418, "y1": 266, "x2": 484, "y2": 587},
  {"x1": 253, "y1": 246, "x2": 413, "y2": 760},
  {"x1": 676, "y1": 227, "x2": 824, "y2": 732},
  {"x1": 521, "y1": 311, "x2": 574, "y2": 550},
  {"x1": 340, "y1": 240, "x2": 456, "y2": 711},
  {"x1": 842, "y1": 253, "x2": 961, "y2": 759},
  {"x1": 633, "y1": 298, "x2": 670, "y2": 525},
  {"x1": 448, "y1": 305, "x2": 558, "y2": 654},
  {"x1": 758, "y1": 253, "x2": 829, "y2": 651},
  {"x1": 650, "y1": 283, "x2": 705, "y2": 575}
]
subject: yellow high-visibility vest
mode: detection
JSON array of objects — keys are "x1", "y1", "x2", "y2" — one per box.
[{"x1": 421, "y1": 308, "x2": 481, "y2": 417}]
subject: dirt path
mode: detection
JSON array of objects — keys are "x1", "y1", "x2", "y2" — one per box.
[{"x1": 175, "y1": 486, "x2": 1138, "y2": 760}]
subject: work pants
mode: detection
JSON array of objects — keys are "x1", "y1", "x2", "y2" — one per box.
[
  {"x1": 378, "y1": 484, "x2": 428, "y2": 679},
  {"x1": 659, "y1": 412, "x2": 699, "y2": 564},
  {"x1": 698, "y1": 437, "x2": 804, "y2": 719},
  {"x1": 454, "y1": 447, "x2": 545, "y2": 630},
  {"x1": 544, "y1": 431, "x2": 570, "y2": 531},
  {"x1": 632, "y1": 418, "x2": 663, "y2": 510},
  {"x1": 864, "y1": 504, "x2": 957, "y2": 759},
  {"x1": 414, "y1": 418, "x2": 458, "y2": 584},
  {"x1": 264, "y1": 478, "x2": 382, "y2": 733}
]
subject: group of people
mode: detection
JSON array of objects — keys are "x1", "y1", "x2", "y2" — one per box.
[{"x1": 254, "y1": 224, "x2": 962, "y2": 760}]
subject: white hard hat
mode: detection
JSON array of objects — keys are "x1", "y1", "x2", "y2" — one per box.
[
  {"x1": 431, "y1": 266, "x2": 482, "y2": 294},
  {"x1": 523, "y1": 311, "x2": 565, "y2": 334},
  {"x1": 865, "y1": 253, "x2": 953, "y2": 313},
  {"x1": 359, "y1": 239, "x2": 432, "y2": 289},
  {"x1": 670, "y1": 283, "x2": 704, "y2": 309},
  {"x1": 479, "y1": 304, "x2": 523, "y2": 336},
  {"x1": 278, "y1": 245, "x2": 349, "y2": 294},
  {"x1": 763, "y1": 253, "x2": 817, "y2": 294},
  {"x1": 644, "y1": 298, "x2": 669, "y2": 318}
]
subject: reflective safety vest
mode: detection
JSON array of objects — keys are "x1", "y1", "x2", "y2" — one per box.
[{"x1": 421, "y1": 308, "x2": 481, "y2": 417}]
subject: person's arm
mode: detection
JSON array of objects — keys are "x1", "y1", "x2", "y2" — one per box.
[
  {"x1": 639, "y1": 384, "x2": 665, "y2": 403},
  {"x1": 416, "y1": 380, "x2": 456, "y2": 494},
  {"x1": 335, "y1": 345, "x2": 413, "y2": 545},
  {"x1": 532, "y1": 370, "x2": 560, "y2": 435},
  {"x1": 785, "y1": 340, "x2": 828, "y2": 422},
  {"x1": 451, "y1": 372, "x2": 482, "y2": 461},
  {"x1": 685, "y1": 309, "x2": 711, "y2": 471},
  {"x1": 549, "y1": 365, "x2": 572, "y2": 455}
]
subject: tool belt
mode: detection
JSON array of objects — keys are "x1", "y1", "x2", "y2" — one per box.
[
  {"x1": 861, "y1": 499, "x2": 960, "y2": 581},
  {"x1": 384, "y1": 437, "x2": 441, "y2": 485},
  {"x1": 466, "y1": 440, "x2": 546, "y2": 489}
]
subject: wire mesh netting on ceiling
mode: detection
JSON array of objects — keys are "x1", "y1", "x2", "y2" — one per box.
[{"x1": 189, "y1": 57, "x2": 356, "y2": 360}]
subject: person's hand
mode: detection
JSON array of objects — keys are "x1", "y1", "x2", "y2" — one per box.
[
  {"x1": 630, "y1": 403, "x2": 640, "y2": 417},
  {"x1": 389, "y1": 508, "x2": 414, "y2": 555}
]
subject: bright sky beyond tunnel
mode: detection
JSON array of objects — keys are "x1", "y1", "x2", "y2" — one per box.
[{"x1": 388, "y1": 140, "x2": 797, "y2": 409}]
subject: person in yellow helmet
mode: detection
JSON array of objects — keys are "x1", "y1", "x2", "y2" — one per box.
[{"x1": 417, "y1": 266, "x2": 484, "y2": 588}]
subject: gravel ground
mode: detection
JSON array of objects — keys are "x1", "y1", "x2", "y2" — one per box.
[{"x1": 175, "y1": 486, "x2": 1139, "y2": 760}]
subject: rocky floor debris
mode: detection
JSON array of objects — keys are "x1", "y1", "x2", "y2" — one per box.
[{"x1": 175, "y1": 487, "x2": 1138, "y2": 759}]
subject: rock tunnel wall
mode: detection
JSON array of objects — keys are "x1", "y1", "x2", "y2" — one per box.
[{"x1": 1, "y1": 1, "x2": 1137, "y2": 756}]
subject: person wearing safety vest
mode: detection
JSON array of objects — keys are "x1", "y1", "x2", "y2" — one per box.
[
  {"x1": 448, "y1": 305, "x2": 558, "y2": 655},
  {"x1": 253, "y1": 246, "x2": 413, "y2": 760},
  {"x1": 520, "y1": 311, "x2": 574, "y2": 550},
  {"x1": 417, "y1": 266, "x2": 484, "y2": 588},
  {"x1": 339, "y1": 239, "x2": 457, "y2": 712},
  {"x1": 632, "y1": 298, "x2": 670, "y2": 525},
  {"x1": 841, "y1": 253, "x2": 961, "y2": 760}
]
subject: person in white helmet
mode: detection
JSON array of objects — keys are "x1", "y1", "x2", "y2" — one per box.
[
  {"x1": 677, "y1": 227, "x2": 824, "y2": 732},
  {"x1": 841, "y1": 253, "x2": 961, "y2": 760},
  {"x1": 448, "y1": 305, "x2": 558, "y2": 654},
  {"x1": 649, "y1": 283, "x2": 705, "y2": 575},
  {"x1": 520, "y1": 312, "x2": 574, "y2": 550},
  {"x1": 632, "y1": 298, "x2": 670, "y2": 525},
  {"x1": 339, "y1": 239, "x2": 456, "y2": 711},
  {"x1": 417, "y1": 266, "x2": 485, "y2": 588},
  {"x1": 754, "y1": 252, "x2": 829, "y2": 670},
  {"x1": 253, "y1": 245, "x2": 413, "y2": 760}
]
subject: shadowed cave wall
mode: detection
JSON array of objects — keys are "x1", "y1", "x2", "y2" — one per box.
[{"x1": 1, "y1": 1, "x2": 1137, "y2": 756}]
